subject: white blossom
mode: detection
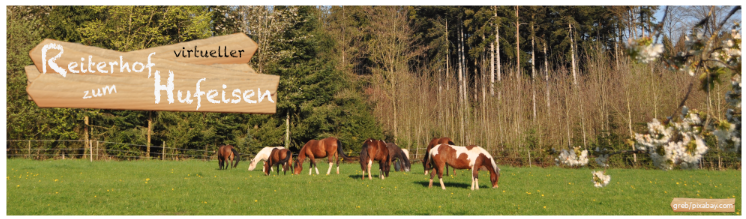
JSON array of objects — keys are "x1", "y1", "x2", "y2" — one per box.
[
  {"x1": 592, "y1": 171, "x2": 611, "y2": 188},
  {"x1": 557, "y1": 146, "x2": 589, "y2": 167},
  {"x1": 634, "y1": 111, "x2": 709, "y2": 170}
]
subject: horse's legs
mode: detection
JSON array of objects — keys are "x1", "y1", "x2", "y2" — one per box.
[
  {"x1": 334, "y1": 153, "x2": 340, "y2": 175},
  {"x1": 367, "y1": 159, "x2": 373, "y2": 180},
  {"x1": 428, "y1": 167, "x2": 435, "y2": 188},
  {"x1": 326, "y1": 155, "x2": 333, "y2": 175},
  {"x1": 437, "y1": 161, "x2": 446, "y2": 190},
  {"x1": 470, "y1": 166, "x2": 475, "y2": 190},
  {"x1": 379, "y1": 160, "x2": 385, "y2": 179},
  {"x1": 314, "y1": 161, "x2": 320, "y2": 175},
  {"x1": 361, "y1": 161, "x2": 366, "y2": 180}
]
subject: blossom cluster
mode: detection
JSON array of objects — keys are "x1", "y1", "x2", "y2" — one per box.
[
  {"x1": 633, "y1": 111, "x2": 709, "y2": 170},
  {"x1": 592, "y1": 171, "x2": 611, "y2": 188},
  {"x1": 716, "y1": 74, "x2": 741, "y2": 152},
  {"x1": 555, "y1": 146, "x2": 589, "y2": 167},
  {"x1": 626, "y1": 37, "x2": 664, "y2": 63}
]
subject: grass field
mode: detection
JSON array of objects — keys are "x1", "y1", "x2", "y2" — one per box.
[{"x1": 5, "y1": 159, "x2": 741, "y2": 215}]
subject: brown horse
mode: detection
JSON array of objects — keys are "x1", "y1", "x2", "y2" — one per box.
[
  {"x1": 264, "y1": 148, "x2": 293, "y2": 176},
  {"x1": 386, "y1": 142, "x2": 411, "y2": 172},
  {"x1": 359, "y1": 139, "x2": 390, "y2": 180},
  {"x1": 423, "y1": 137, "x2": 455, "y2": 175},
  {"x1": 218, "y1": 145, "x2": 240, "y2": 170},
  {"x1": 293, "y1": 137, "x2": 351, "y2": 175},
  {"x1": 428, "y1": 144, "x2": 500, "y2": 190}
]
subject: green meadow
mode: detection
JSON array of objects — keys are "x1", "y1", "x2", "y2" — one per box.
[{"x1": 5, "y1": 159, "x2": 741, "y2": 215}]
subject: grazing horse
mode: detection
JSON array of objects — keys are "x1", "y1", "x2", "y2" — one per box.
[
  {"x1": 293, "y1": 137, "x2": 351, "y2": 175},
  {"x1": 264, "y1": 148, "x2": 293, "y2": 176},
  {"x1": 218, "y1": 145, "x2": 240, "y2": 170},
  {"x1": 423, "y1": 137, "x2": 456, "y2": 175},
  {"x1": 394, "y1": 149, "x2": 410, "y2": 172},
  {"x1": 386, "y1": 142, "x2": 411, "y2": 172},
  {"x1": 428, "y1": 144, "x2": 500, "y2": 190},
  {"x1": 248, "y1": 146, "x2": 285, "y2": 172},
  {"x1": 359, "y1": 139, "x2": 390, "y2": 180}
]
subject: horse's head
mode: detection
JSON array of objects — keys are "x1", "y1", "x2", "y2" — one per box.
[
  {"x1": 293, "y1": 158, "x2": 302, "y2": 175},
  {"x1": 248, "y1": 159, "x2": 257, "y2": 171},
  {"x1": 491, "y1": 165, "x2": 501, "y2": 189}
]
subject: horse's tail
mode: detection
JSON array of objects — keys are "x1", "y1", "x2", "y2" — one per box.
[
  {"x1": 231, "y1": 148, "x2": 240, "y2": 167},
  {"x1": 359, "y1": 146, "x2": 370, "y2": 169},
  {"x1": 336, "y1": 139, "x2": 351, "y2": 159}
]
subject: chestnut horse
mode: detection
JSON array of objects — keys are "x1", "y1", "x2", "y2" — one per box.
[
  {"x1": 264, "y1": 148, "x2": 293, "y2": 176},
  {"x1": 386, "y1": 142, "x2": 411, "y2": 172},
  {"x1": 359, "y1": 139, "x2": 390, "y2": 180},
  {"x1": 218, "y1": 145, "x2": 240, "y2": 170},
  {"x1": 423, "y1": 137, "x2": 456, "y2": 175},
  {"x1": 248, "y1": 146, "x2": 285, "y2": 172},
  {"x1": 293, "y1": 137, "x2": 351, "y2": 175},
  {"x1": 428, "y1": 144, "x2": 500, "y2": 190}
]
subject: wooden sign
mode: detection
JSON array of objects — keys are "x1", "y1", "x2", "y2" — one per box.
[{"x1": 26, "y1": 35, "x2": 279, "y2": 114}]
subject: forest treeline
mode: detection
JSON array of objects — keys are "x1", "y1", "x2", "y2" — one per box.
[{"x1": 6, "y1": 6, "x2": 740, "y2": 167}]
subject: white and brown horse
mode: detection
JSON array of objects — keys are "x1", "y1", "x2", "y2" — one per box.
[
  {"x1": 248, "y1": 146, "x2": 285, "y2": 172},
  {"x1": 360, "y1": 139, "x2": 390, "y2": 180},
  {"x1": 218, "y1": 145, "x2": 240, "y2": 170},
  {"x1": 423, "y1": 137, "x2": 456, "y2": 175},
  {"x1": 264, "y1": 148, "x2": 293, "y2": 176},
  {"x1": 428, "y1": 144, "x2": 500, "y2": 190},
  {"x1": 293, "y1": 137, "x2": 351, "y2": 175}
]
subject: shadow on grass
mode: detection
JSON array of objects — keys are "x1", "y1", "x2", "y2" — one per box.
[
  {"x1": 413, "y1": 180, "x2": 471, "y2": 189},
  {"x1": 348, "y1": 174, "x2": 392, "y2": 180}
]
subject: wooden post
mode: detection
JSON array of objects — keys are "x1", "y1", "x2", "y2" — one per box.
[
  {"x1": 28, "y1": 140, "x2": 31, "y2": 159},
  {"x1": 204, "y1": 144, "x2": 208, "y2": 161},
  {"x1": 96, "y1": 140, "x2": 99, "y2": 160},
  {"x1": 84, "y1": 116, "x2": 89, "y2": 159},
  {"x1": 162, "y1": 141, "x2": 166, "y2": 161},
  {"x1": 90, "y1": 140, "x2": 93, "y2": 162},
  {"x1": 147, "y1": 112, "x2": 151, "y2": 159}
]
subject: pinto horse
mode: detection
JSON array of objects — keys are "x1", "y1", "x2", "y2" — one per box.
[
  {"x1": 248, "y1": 146, "x2": 285, "y2": 172},
  {"x1": 423, "y1": 137, "x2": 456, "y2": 175},
  {"x1": 359, "y1": 139, "x2": 390, "y2": 180},
  {"x1": 428, "y1": 144, "x2": 500, "y2": 190},
  {"x1": 218, "y1": 145, "x2": 240, "y2": 170},
  {"x1": 264, "y1": 148, "x2": 293, "y2": 175},
  {"x1": 386, "y1": 142, "x2": 411, "y2": 172},
  {"x1": 293, "y1": 137, "x2": 351, "y2": 175}
]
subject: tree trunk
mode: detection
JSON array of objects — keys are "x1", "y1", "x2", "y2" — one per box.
[
  {"x1": 531, "y1": 21, "x2": 536, "y2": 121},
  {"x1": 285, "y1": 113, "x2": 290, "y2": 148},
  {"x1": 490, "y1": 41, "x2": 495, "y2": 97},
  {"x1": 515, "y1": 6, "x2": 520, "y2": 79},
  {"x1": 446, "y1": 19, "x2": 450, "y2": 91},
  {"x1": 458, "y1": 23, "x2": 465, "y2": 144},
  {"x1": 570, "y1": 23, "x2": 577, "y2": 85},
  {"x1": 495, "y1": 8, "x2": 501, "y2": 83},
  {"x1": 490, "y1": 6, "x2": 496, "y2": 96}
]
